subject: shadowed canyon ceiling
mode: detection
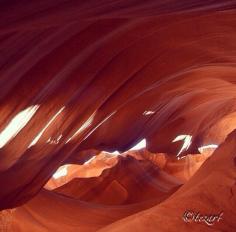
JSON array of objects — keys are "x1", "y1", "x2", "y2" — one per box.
[{"x1": 0, "y1": 0, "x2": 236, "y2": 231}]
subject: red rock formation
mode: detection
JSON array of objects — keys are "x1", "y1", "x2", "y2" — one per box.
[
  {"x1": 53, "y1": 156, "x2": 182, "y2": 204},
  {"x1": 98, "y1": 130, "x2": 236, "y2": 232},
  {"x1": 0, "y1": 0, "x2": 236, "y2": 231}
]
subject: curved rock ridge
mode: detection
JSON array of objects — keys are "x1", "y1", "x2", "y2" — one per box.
[
  {"x1": 6, "y1": 157, "x2": 182, "y2": 231},
  {"x1": 45, "y1": 148, "x2": 207, "y2": 191},
  {"x1": 45, "y1": 151, "x2": 119, "y2": 190},
  {"x1": 53, "y1": 156, "x2": 182, "y2": 205},
  {"x1": 9, "y1": 189, "x2": 164, "y2": 232},
  {"x1": 97, "y1": 129, "x2": 236, "y2": 232}
]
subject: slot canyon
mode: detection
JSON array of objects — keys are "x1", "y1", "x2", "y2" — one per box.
[{"x1": 0, "y1": 0, "x2": 236, "y2": 231}]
